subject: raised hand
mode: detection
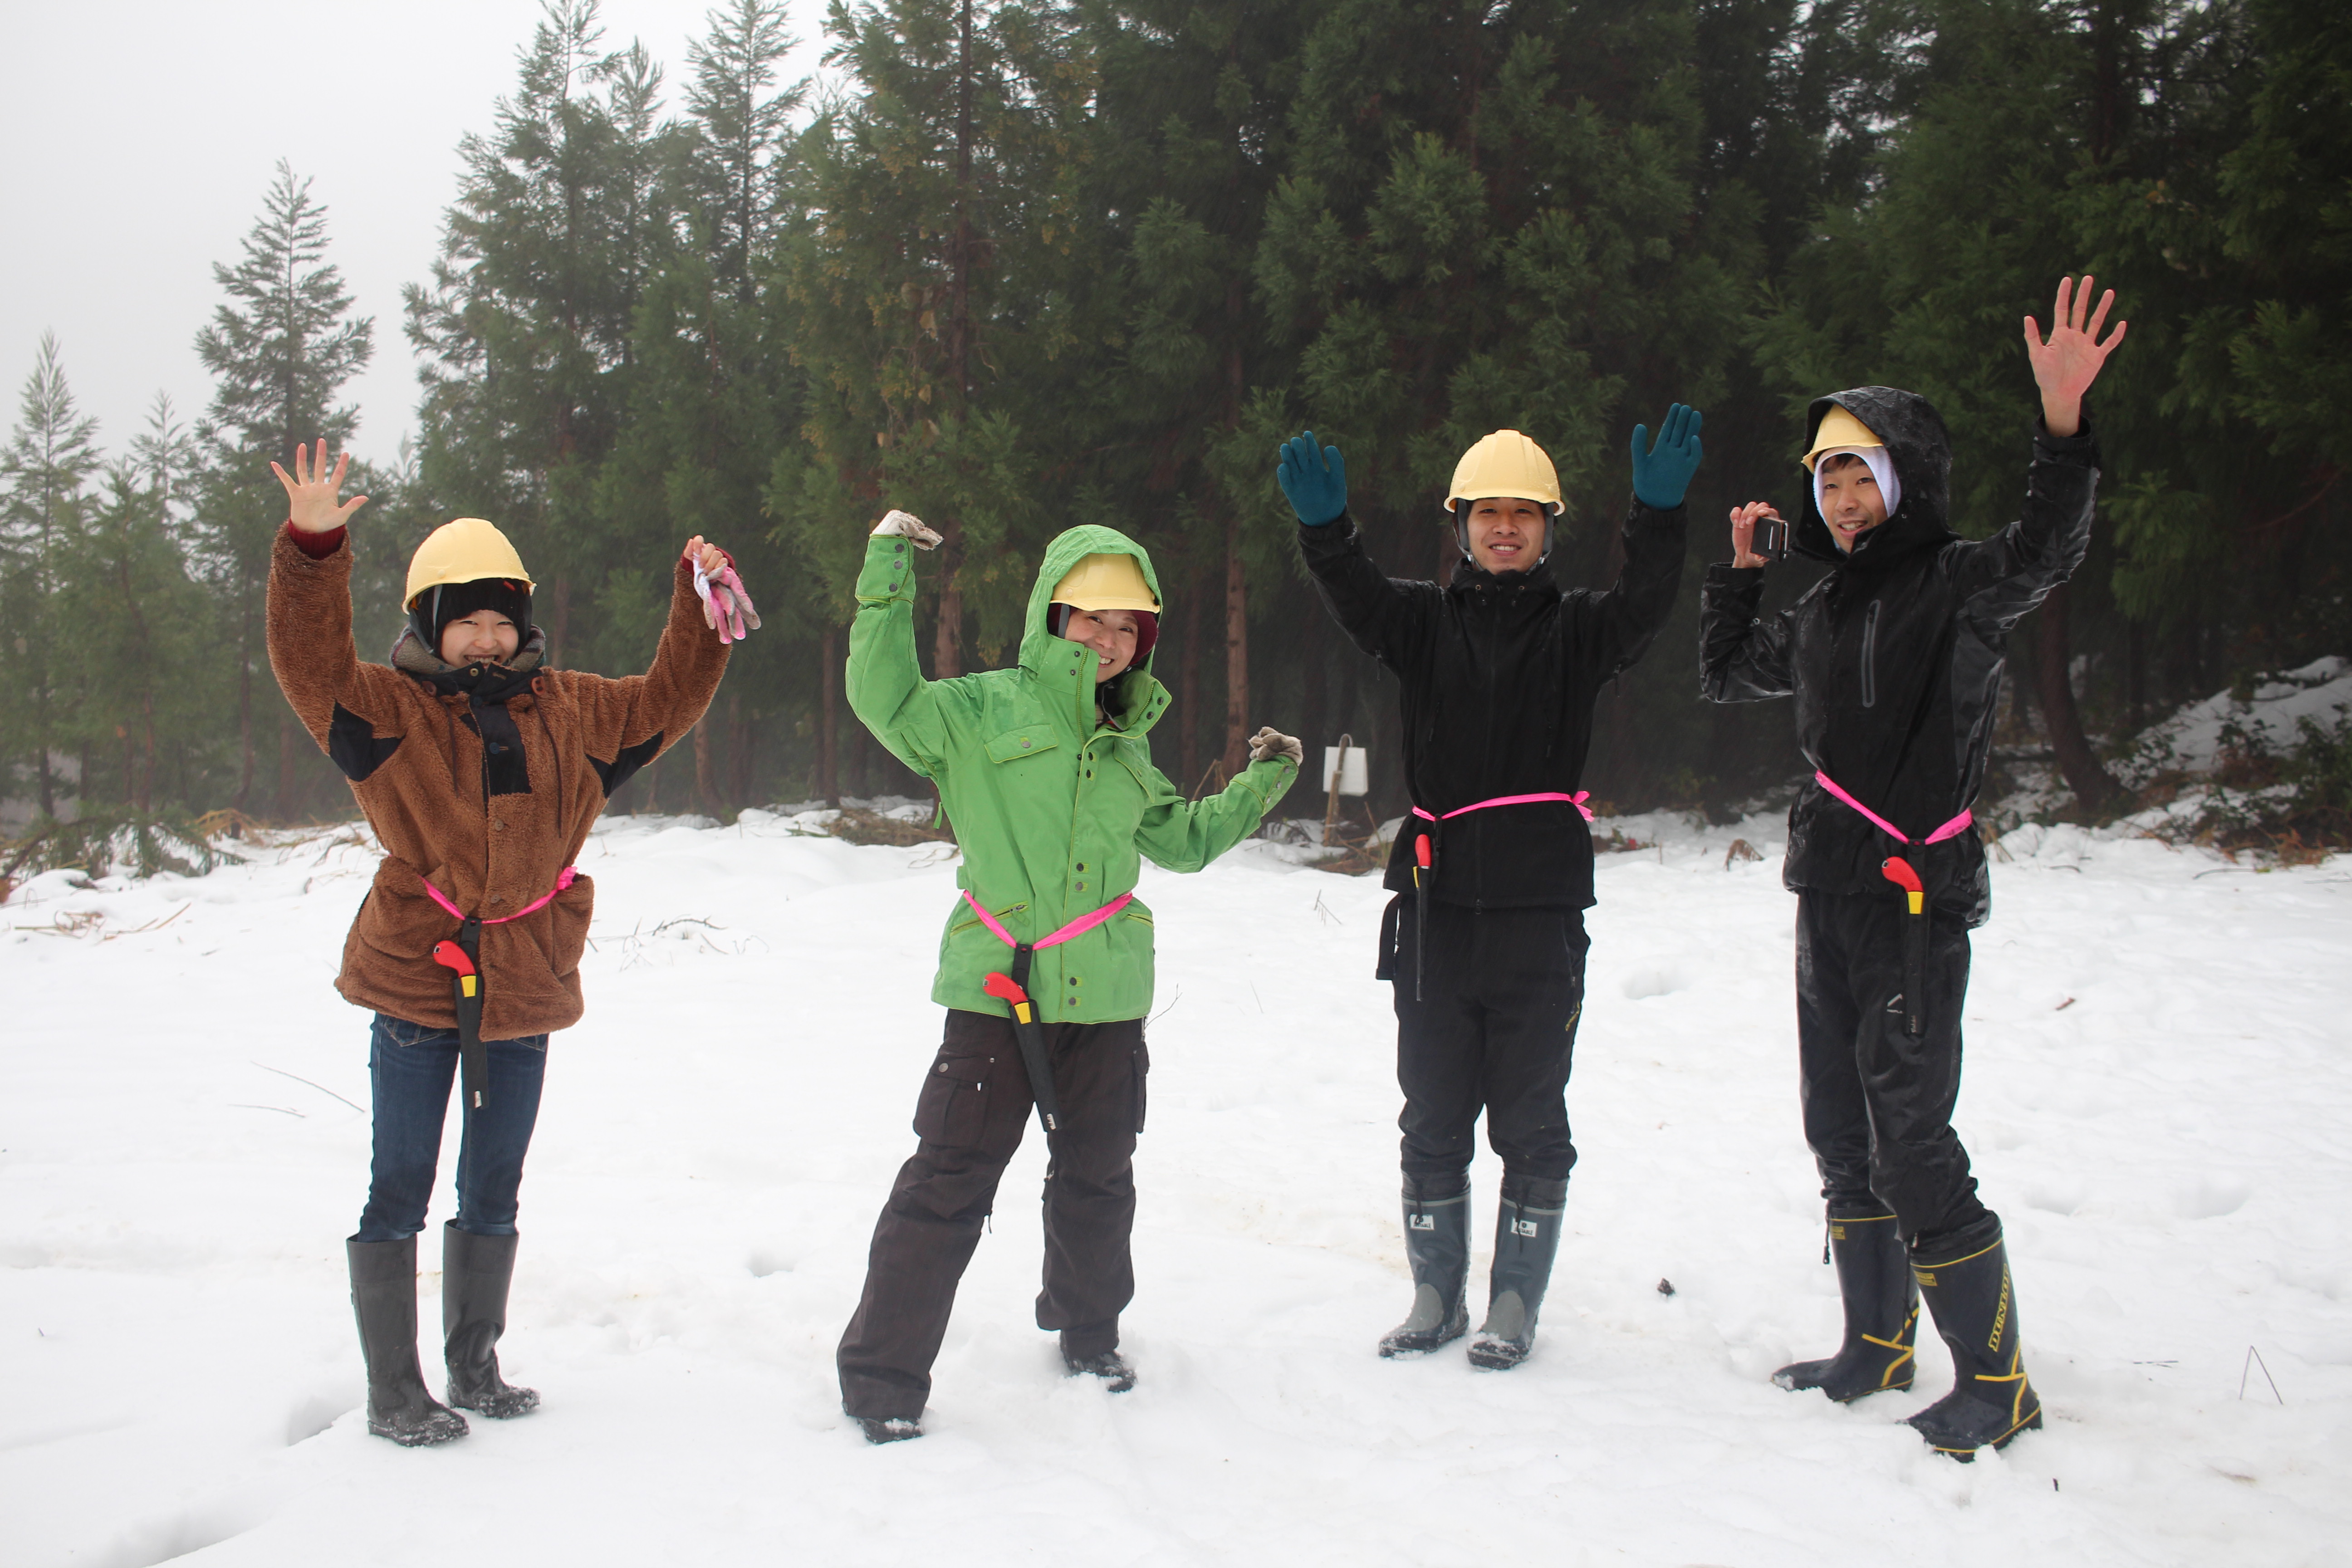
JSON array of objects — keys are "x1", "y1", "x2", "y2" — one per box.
[
  {"x1": 872, "y1": 509, "x2": 943, "y2": 549},
  {"x1": 2024, "y1": 275, "x2": 2126, "y2": 438},
  {"x1": 1630, "y1": 403, "x2": 1705, "y2": 510},
  {"x1": 1277, "y1": 431, "x2": 1348, "y2": 526},
  {"x1": 1247, "y1": 725, "x2": 1303, "y2": 766},
  {"x1": 1729, "y1": 501, "x2": 1781, "y2": 569},
  {"x1": 270, "y1": 440, "x2": 369, "y2": 534},
  {"x1": 685, "y1": 535, "x2": 760, "y2": 644}
]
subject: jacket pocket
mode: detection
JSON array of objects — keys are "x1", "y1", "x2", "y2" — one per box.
[
  {"x1": 948, "y1": 898, "x2": 1028, "y2": 937},
  {"x1": 1860, "y1": 599, "x2": 1880, "y2": 709},
  {"x1": 912, "y1": 1045, "x2": 996, "y2": 1148},
  {"x1": 545, "y1": 872, "x2": 595, "y2": 980},
  {"x1": 985, "y1": 725, "x2": 1060, "y2": 764}
]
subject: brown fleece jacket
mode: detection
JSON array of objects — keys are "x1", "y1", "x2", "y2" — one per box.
[{"x1": 267, "y1": 525, "x2": 729, "y2": 1038}]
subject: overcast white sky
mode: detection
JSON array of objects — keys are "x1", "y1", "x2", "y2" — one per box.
[{"x1": 0, "y1": 0, "x2": 831, "y2": 470}]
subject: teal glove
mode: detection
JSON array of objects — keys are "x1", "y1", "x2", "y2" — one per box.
[
  {"x1": 1630, "y1": 403, "x2": 1705, "y2": 510},
  {"x1": 1277, "y1": 431, "x2": 1348, "y2": 526}
]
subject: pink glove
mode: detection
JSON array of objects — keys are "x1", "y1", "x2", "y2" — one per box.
[{"x1": 690, "y1": 553, "x2": 763, "y2": 644}]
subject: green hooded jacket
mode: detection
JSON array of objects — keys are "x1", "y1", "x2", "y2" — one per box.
[{"x1": 848, "y1": 524, "x2": 1298, "y2": 1022}]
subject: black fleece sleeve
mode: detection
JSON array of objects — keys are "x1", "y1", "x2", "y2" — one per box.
[
  {"x1": 1699, "y1": 563, "x2": 1796, "y2": 701},
  {"x1": 1947, "y1": 416, "x2": 2103, "y2": 632},
  {"x1": 1296, "y1": 514, "x2": 1437, "y2": 677},
  {"x1": 1573, "y1": 498, "x2": 1687, "y2": 678}
]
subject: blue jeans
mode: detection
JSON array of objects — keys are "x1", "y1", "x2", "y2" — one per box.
[{"x1": 354, "y1": 1013, "x2": 548, "y2": 1243}]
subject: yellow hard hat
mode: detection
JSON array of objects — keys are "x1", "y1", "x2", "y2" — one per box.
[
  {"x1": 1800, "y1": 406, "x2": 1886, "y2": 470},
  {"x1": 1445, "y1": 430, "x2": 1563, "y2": 515},
  {"x1": 1049, "y1": 553, "x2": 1159, "y2": 613},
  {"x1": 404, "y1": 518, "x2": 535, "y2": 608}
]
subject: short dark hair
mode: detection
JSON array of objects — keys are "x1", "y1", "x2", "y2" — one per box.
[{"x1": 1818, "y1": 451, "x2": 1871, "y2": 475}]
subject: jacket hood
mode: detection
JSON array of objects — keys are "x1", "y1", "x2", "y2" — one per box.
[
  {"x1": 1022, "y1": 525, "x2": 1165, "y2": 716},
  {"x1": 1792, "y1": 387, "x2": 1957, "y2": 569}
]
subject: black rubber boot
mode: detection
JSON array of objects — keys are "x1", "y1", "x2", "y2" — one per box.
[
  {"x1": 1908, "y1": 1228, "x2": 2042, "y2": 1460},
  {"x1": 1378, "y1": 1177, "x2": 1471, "y2": 1357},
  {"x1": 348, "y1": 1236, "x2": 468, "y2": 1446},
  {"x1": 443, "y1": 1223, "x2": 540, "y2": 1419},
  {"x1": 1466, "y1": 1176, "x2": 1567, "y2": 1370},
  {"x1": 1063, "y1": 1348, "x2": 1138, "y2": 1392},
  {"x1": 1773, "y1": 1212, "x2": 1918, "y2": 1401},
  {"x1": 858, "y1": 1416, "x2": 922, "y2": 1444}
]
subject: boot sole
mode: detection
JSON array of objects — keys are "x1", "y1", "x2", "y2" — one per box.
[
  {"x1": 1772, "y1": 1370, "x2": 1917, "y2": 1401},
  {"x1": 368, "y1": 1417, "x2": 467, "y2": 1447},
  {"x1": 1465, "y1": 1342, "x2": 1530, "y2": 1370},
  {"x1": 1378, "y1": 1325, "x2": 1468, "y2": 1358},
  {"x1": 1921, "y1": 1404, "x2": 2043, "y2": 1461}
]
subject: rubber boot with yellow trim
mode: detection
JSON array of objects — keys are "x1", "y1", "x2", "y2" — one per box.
[
  {"x1": 1907, "y1": 1228, "x2": 2041, "y2": 1460},
  {"x1": 1773, "y1": 1211, "x2": 1917, "y2": 1402}
]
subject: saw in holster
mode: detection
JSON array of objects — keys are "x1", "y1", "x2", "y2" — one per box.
[
  {"x1": 432, "y1": 918, "x2": 490, "y2": 1108},
  {"x1": 1880, "y1": 857, "x2": 1928, "y2": 1039},
  {"x1": 983, "y1": 946, "x2": 1062, "y2": 1135}
]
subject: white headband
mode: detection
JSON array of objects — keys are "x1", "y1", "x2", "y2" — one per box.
[{"x1": 1812, "y1": 446, "x2": 1901, "y2": 525}]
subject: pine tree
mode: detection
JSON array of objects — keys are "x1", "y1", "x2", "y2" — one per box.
[
  {"x1": 1087, "y1": 0, "x2": 1325, "y2": 781},
  {"x1": 56, "y1": 441, "x2": 217, "y2": 814},
  {"x1": 193, "y1": 159, "x2": 374, "y2": 817},
  {"x1": 405, "y1": 0, "x2": 686, "y2": 670},
  {"x1": 606, "y1": 0, "x2": 808, "y2": 810},
  {"x1": 779, "y1": 0, "x2": 1092, "y2": 684},
  {"x1": 0, "y1": 333, "x2": 103, "y2": 819}
]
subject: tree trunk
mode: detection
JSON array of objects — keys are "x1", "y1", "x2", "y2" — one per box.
[
  {"x1": 546, "y1": 577, "x2": 571, "y2": 668},
  {"x1": 693, "y1": 717, "x2": 715, "y2": 816},
  {"x1": 820, "y1": 625, "x2": 841, "y2": 805},
  {"x1": 276, "y1": 711, "x2": 301, "y2": 820},
  {"x1": 1221, "y1": 511, "x2": 1249, "y2": 778},
  {"x1": 1179, "y1": 582, "x2": 1201, "y2": 787},
  {"x1": 235, "y1": 592, "x2": 255, "y2": 814},
  {"x1": 930, "y1": 0, "x2": 976, "y2": 684},
  {"x1": 2036, "y1": 583, "x2": 2122, "y2": 811},
  {"x1": 729, "y1": 692, "x2": 751, "y2": 807},
  {"x1": 34, "y1": 695, "x2": 54, "y2": 818}
]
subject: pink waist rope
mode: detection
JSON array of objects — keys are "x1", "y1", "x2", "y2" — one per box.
[
  {"x1": 1813, "y1": 771, "x2": 1973, "y2": 845},
  {"x1": 1411, "y1": 790, "x2": 1596, "y2": 825},
  {"x1": 961, "y1": 887, "x2": 1135, "y2": 950},
  {"x1": 421, "y1": 867, "x2": 579, "y2": 926}
]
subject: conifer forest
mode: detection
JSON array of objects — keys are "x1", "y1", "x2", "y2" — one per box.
[{"x1": 2, "y1": 0, "x2": 2344, "y2": 841}]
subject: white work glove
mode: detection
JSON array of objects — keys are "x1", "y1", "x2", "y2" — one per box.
[
  {"x1": 1247, "y1": 726, "x2": 1303, "y2": 766},
  {"x1": 871, "y1": 509, "x2": 943, "y2": 550}
]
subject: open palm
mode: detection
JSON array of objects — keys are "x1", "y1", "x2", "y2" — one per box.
[
  {"x1": 2024, "y1": 275, "x2": 2126, "y2": 409},
  {"x1": 271, "y1": 440, "x2": 368, "y2": 534}
]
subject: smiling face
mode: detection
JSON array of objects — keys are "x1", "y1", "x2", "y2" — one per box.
[
  {"x1": 439, "y1": 608, "x2": 520, "y2": 666},
  {"x1": 1817, "y1": 453, "x2": 1889, "y2": 553},
  {"x1": 1464, "y1": 497, "x2": 1550, "y2": 573},
  {"x1": 1058, "y1": 606, "x2": 1141, "y2": 685}
]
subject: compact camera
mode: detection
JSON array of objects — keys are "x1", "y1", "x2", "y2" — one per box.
[{"x1": 1751, "y1": 514, "x2": 1790, "y2": 561}]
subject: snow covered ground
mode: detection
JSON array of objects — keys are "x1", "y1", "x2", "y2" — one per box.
[{"x1": 4, "y1": 809, "x2": 2348, "y2": 1568}]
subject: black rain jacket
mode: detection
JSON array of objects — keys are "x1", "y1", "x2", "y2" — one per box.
[
  {"x1": 1300, "y1": 500, "x2": 1686, "y2": 911},
  {"x1": 1698, "y1": 387, "x2": 2101, "y2": 926}
]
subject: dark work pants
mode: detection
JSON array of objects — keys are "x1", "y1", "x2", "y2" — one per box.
[
  {"x1": 354, "y1": 1013, "x2": 548, "y2": 1242},
  {"x1": 1795, "y1": 889, "x2": 1991, "y2": 1248},
  {"x1": 837, "y1": 1009, "x2": 1148, "y2": 1422},
  {"x1": 1385, "y1": 897, "x2": 1588, "y2": 1193}
]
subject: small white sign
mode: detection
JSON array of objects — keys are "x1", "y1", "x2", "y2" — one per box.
[{"x1": 1322, "y1": 745, "x2": 1368, "y2": 796}]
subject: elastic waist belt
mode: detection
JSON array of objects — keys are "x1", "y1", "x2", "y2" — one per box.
[
  {"x1": 421, "y1": 867, "x2": 579, "y2": 926},
  {"x1": 961, "y1": 887, "x2": 1134, "y2": 950},
  {"x1": 1813, "y1": 771, "x2": 1972, "y2": 846},
  {"x1": 1411, "y1": 790, "x2": 1595, "y2": 825}
]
